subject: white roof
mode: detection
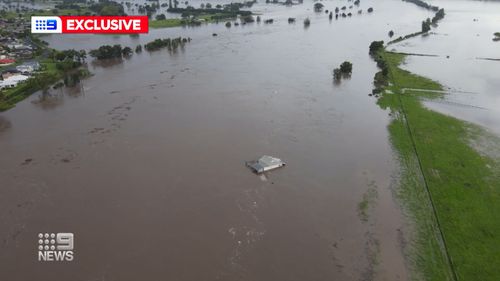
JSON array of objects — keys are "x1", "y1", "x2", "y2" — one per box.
[
  {"x1": 4, "y1": 74, "x2": 30, "y2": 82},
  {"x1": 0, "y1": 74, "x2": 30, "y2": 87},
  {"x1": 258, "y1": 155, "x2": 284, "y2": 167}
]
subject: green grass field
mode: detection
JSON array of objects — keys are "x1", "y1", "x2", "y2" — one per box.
[
  {"x1": 149, "y1": 18, "x2": 184, "y2": 29},
  {"x1": 377, "y1": 51, "x2": 500, "y2": 280}
]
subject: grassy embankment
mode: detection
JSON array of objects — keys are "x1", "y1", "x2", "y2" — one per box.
[{"x1": 375, "y1": 50, "x2": 500, "y2": 280}]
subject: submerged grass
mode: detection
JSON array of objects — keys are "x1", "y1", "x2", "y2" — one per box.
[{"x1": 376, "y1": 51, "x2": 500, "y2": 281}]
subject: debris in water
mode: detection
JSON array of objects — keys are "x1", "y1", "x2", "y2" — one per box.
[{"x1": 246, "y1": 155, "x2": 285, "y2": 174}]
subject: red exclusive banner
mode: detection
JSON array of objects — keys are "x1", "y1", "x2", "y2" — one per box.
[{"x1": 60, "y1": 16, "x2": 149, "y2": 34}]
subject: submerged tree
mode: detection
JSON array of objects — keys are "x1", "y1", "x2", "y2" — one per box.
[
  {"x1": 494, "y1": 32, "x2": 500, "y2": 41},
  {"x1": 155, "y1": 13, "x2": 166, "y2": 20},
  {"x1": 89, "y1": 44, "x2": 124, "y2": 60},
  {"x1": 339, "y1": 61, "x2": 352, "y2": 74},
  {"x1": 304, "y1": 18, "x2": 310, "y2": 27},
  {"x1": 314, "y1": 2, "x2": 324, "y2": 12},
  {"x1": 122, "y1": 47, "x2": 133, "y2": 56},
  {"x1": 333, "y1": 61, "x2": 353, "y2": 82},
  {"x1": 422, "y1": 18, "x2": 431, "y2": 32}
]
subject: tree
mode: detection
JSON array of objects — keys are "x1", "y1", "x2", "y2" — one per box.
[
  {"x1": 333, "y1": 61, "x2": 353, "y2": 81},
  {"x1": 55, "y1": 51, "x2": 67, "y2": 61},
  {"x1": 241, "y1": 15, "x2": 254, "y2": 23},
  {"x1": 122, "y1": 47, "x2": 133, "y2": 56},
  {"x1": 155, "y1": 14, "x2": 166, "y2": 20},
  {"x1": 78, "y1": 50, "x2": 87, "y2": 62},
  {"x1": 333, "y1": 68, "x2": 341, "y2": 80},
  {"x1": 89, "y1": 44, "x2": 124, "y2": 60},
  {"x1": 432, "y1": 8, "x2": 445, "y2": 23},
  {"x1": 494, "y1": 32, "x2": 500, "y2": 42},
  {"x1": 339, "y1": 61, "x2": 352, "y2": 74},
  {"x1": 422, "y1": 19, "x2": 431, "y2": 32},
  {"x1": 314, "y1": 3, "x2": 324, "y2": 12},
  {"x1": 369, "y1": 41, "x2": 384, "y2": 54},
  {"x1": 304, "y1": 18, "x2": 310, "y2": 27}
]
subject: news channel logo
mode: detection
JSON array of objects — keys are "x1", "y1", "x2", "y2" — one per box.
[
  {"x1": 37, "y1": 232, "x2": 74, "y2": 262},
  {"x1": 31, "y1": 16, "x2": 62, "y2": 34}
]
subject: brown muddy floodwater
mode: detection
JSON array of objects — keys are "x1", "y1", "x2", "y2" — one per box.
[{"x1": 0, "y1": 0, "x2": 442, "y2": 280}]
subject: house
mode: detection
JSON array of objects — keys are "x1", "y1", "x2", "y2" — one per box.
[
  {"x1": 0, "y1": 58, "x2": 15, "y2": 66},
  {"x1": 16, "y1": 61, "x2": 40, "y2": 74},
  {"x1": 1, "y1": 70, "x2": 20, "y2": 80},
  {"x1": 0, "y1": 74, "x2": 30, "y2": 89}
]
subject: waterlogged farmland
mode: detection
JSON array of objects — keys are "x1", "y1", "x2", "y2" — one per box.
[{"x1": 0, "y1": 0, "x2": 499, "y2": 280}]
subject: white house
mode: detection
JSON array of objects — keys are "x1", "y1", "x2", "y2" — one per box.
[
  {"x1": 0, "y1": 74, "x2": 30, "y2": 89},
  {"x1": 16, "y1": 61, "x2": 40, "y2": 74}
]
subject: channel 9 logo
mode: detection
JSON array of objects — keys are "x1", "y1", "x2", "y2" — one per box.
[
  {"x1": 31, "y1": 16, "x2": 62, "y2": 34},
  {"x1": 37, "y1": 232, "x2": 74, "y2": 262}
]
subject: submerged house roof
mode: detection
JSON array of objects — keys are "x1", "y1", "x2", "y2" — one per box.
[{"x1": 246, "y1": 155, "x2": 285, "y2": 174}]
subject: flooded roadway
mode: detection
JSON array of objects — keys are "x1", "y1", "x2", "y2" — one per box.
[{"x1": 1, "y1": 0, "x2": 444, "y2": 280}]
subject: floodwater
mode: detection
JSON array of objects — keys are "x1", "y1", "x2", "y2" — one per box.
[
  {"x1": 0, "y1": 0, "x2": 461, "y2": 280},
  {"x1": 390, "y1": 0, "x2": 500, "y2": 135}
]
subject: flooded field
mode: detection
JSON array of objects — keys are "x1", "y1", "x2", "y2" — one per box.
[
  {"x1": 1, "y1": 0, "x2": 497, "y2": 280},
  {"x1": 390, "y1": 0, "x2": 500, "y2": 134}
]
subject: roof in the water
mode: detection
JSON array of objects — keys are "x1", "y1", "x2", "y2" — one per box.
[
  {"x1": 246, "y1": 155, "x2": 285, "y2": 174},
  {"x1": 258, "y1": 155, "x2": 284, "y2": 167}
]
